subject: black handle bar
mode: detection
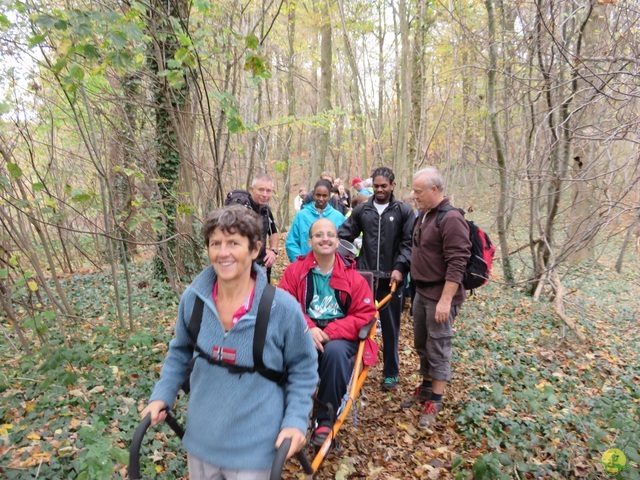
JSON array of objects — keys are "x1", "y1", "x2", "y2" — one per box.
[
  {"x1": 270, "y1": 438, "x2": 315, "y2": 479},
  {"x1": 269, "y1": 438, "x2": 290, "y2": 480},
  {"x1": 129, "y1": 413, "x2": 313, "y2": 479},
  {"x1": 128, "y1": 410, "x2": 184, "y2": 480}
]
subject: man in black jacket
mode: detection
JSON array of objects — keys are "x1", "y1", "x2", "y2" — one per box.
[
  {"x1": 248, "y1": 173, "x2": 280, "y2": 283},
  {"x1": 338, "y1": 167, "x2": 415, "y2": 390}
]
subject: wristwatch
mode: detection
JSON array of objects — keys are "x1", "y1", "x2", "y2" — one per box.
[{"x1": 271, "y1": 249, "x2": 279, "y2": 256}]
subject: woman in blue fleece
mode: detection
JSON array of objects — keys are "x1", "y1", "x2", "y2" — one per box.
[
  {"x1": 286, "y1": 180, "x2": 346, "y2": 261},
  {"x1": 141, "y1": 205, "x2": 318, "y2": 479}
]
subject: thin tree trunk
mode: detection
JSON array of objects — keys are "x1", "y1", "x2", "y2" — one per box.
[
  {"x1": 0, "y1": 280, "x2": 32, "y2": 354},
  {"x1": 315, "y1": 0, "x2": 332, "y2": 173},
  {"x1": 485, "y1": 0, "x2": 514, "y2": 283},
  {"x1": 394, "y1": 0, "x2": 410, "y2": 180},
  {"x1": 615, "y1": 211, "x2": 639, "y2": 273}
]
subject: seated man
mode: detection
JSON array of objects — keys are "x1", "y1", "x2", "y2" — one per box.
[{"x1": 279, "y1": 218, "x2": 377, "y2": 447}]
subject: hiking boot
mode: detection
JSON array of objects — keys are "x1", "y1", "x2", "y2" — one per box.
[
  {"x1": 311, "y1": 421, "x2": 333, "y2": 447},
  {"x1": 400, "y1": 385, "x2": 432, "y2": 408},
  {"x1": 419, "y1": 400, "x2": 442, "y2": 427},
  {"x1": 381, "y1": 376, "x2": 399, "y2": 390}
]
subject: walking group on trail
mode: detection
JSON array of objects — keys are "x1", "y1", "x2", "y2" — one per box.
[{"x1": 140, "y1": 165, "x2": 495, "y2": 479}]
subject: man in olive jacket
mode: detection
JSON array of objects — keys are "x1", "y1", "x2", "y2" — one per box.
[{"x1": 338, "y1": 167, "x2": 415, "y2": 390}]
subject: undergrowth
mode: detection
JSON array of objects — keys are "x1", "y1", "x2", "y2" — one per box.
[{"x1": 0, "y1": 259, "x2": 638, "y2": 479}]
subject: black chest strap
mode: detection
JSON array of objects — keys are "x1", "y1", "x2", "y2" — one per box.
[{"x1": 187, "y1": 284, "x2": 287, "y2": 386}]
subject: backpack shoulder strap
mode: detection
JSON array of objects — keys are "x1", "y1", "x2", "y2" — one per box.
[
  {"x1": 305, "y1": 271, "x2": 314, "y2": 312},
  {"x1": 252, "y1": 284, "x2": 287, "y2": 384},
  {"x1": 253, "y1": 283, "x2": 275, "y2": 372},
  {"x1": 436, "y1": 204, "x2": 464, "y2": 228},
  {"x1": 187, "y1": 296, "x2": 205, "y2": 348}
]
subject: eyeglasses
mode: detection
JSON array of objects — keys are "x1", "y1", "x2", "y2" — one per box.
[{"x1": 311, "y1": 232, "x2": 338, "y2": 239}]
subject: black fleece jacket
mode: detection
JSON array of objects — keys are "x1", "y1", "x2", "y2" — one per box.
[{"x1": 338, "y1": 195, "x2": 415, "y2": 277}]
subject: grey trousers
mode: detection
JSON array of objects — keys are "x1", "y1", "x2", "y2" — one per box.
[
  {"x1": 412, "y1": 292, "x2": 460, "y2": 381},
  {"x1": 187, "y1": 454, "x2": 271, "y2": 480}
]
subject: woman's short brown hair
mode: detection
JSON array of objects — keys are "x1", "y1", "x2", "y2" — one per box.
[{"x1": 202, "y1": 205, "x2": 263, "y2": 251}]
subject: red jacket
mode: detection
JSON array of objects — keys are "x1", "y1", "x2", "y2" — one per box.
[{"x1": 278, "y1": 252, "x2": 379, "y2": 365}]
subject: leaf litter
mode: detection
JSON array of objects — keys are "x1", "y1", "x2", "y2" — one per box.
[{"x1": 0, "y1": 260, "x2": 638, "y2": 478}]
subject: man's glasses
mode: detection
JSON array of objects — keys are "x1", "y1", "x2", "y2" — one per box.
[{"x1": 311, "y1": 232, "x2": 338, "y2": 239}]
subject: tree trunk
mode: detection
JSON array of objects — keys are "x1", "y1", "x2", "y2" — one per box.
[
  {"x1": 394, "y1": 0, "x2": 410, "y2": 181},
  {"x1": 485, "y1": 0, "x2": 514, "y2": 284},
  {"x1": 148, "y1": 0, "x2": 199, "y2": 285},
  {"x1": 315, "y1": 0, "x2": 332, "y2": 174}
]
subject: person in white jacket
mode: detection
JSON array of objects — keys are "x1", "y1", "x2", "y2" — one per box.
[{"x1": 294, "y1": 187, "x2": 307, "y2": 212}]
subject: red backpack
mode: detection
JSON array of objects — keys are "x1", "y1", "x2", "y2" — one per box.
[{"x1": 437, "y1": 206, "x2": 496, "y2": 291}]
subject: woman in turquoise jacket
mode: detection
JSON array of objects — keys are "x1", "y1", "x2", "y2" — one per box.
[{"x1": 286, "y1": 180, "x2": 345, "y2": 261}]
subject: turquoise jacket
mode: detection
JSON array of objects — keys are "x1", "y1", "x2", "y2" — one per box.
[
  {"x1": 149, "y1": 264, "x2": 317, "y2": 470},
  {"x1": 285, "y1": 202, "x2": 346, "y2": 261}
]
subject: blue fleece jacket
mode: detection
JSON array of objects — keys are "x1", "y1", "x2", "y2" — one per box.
[
  {"x1": 149, "y1": 264, "x2": 318, "y2": 470},
  {"x1": 285, "y1": 202, "x2": 345, "y2": 261}
]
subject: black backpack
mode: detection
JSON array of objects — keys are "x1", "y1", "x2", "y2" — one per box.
[
  {"x1": 181, "y1": 284, "x2": 286, "y2": 393},
  {"x1": 224, "y1": 189, "x2": 253, "y2": 209},
  {"x1": 436, "y1": 206, "x2": 496, "y2": 291}
]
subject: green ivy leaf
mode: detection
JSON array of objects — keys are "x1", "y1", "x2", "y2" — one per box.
[
  {"x1": 54, "y1": 19, "x2": 68, "y2": 30},
  {"x1": 0, "y1": 102, "x2": 10, "y2": 115},
  {"x1": 7, "y1": 162, "x2": 23, "y2": 179},
  {"x1": 130, "y1": 1, "x2": 147, "y2": 13},
  {"x1": 52, "y1": 58, "x2": 69, "y2": 74},
  {"x1": 177, "y1": 203, "x2": 195, "y2": 216},
  {"x1": 107, "y1": 31, "x2": 127, "y2": 48},
  {"x1": 71, "y1": 193, "x2": 92, "y2": 203},
  {"x1": 547, "y1": 393, "x2": 559, "y2": 405},
  {"x1": 107, "y1": 51, "x2": 132, "y2": 71},
  {"x1": 244, "y1": 53, "x2": 268, "y2": 77},
  {"x1": 165, "y1": 70, "x2": 185, "y2": 89},
  {"x1": 227, "y1": 115, "x2": 245, "y2": 133},
  {"x1": 452, "y1": 455, "x2": 464, "y2": 470},
  {"x1": 109, "y1": 446, "x2": 129, "y2": 465},
  {"x1": 80, "y1": 44, "x2": 100, "y2": 60},
  {"x1": 123, "y1": 23, "x2": 143, "y2": 42},
  {"x1": 193, "y1": 0, "x2": 210, "y2": 12},
  {"x1": 0, "y1": 13, "x2": 11, "y2": 29},
  {"x1": 609, "y1": 417, "x2": 626, "y2": 429},
  {"x1": 245, "y1": 33, "x2": 259, "y2": 49},
  {"x1": 32, "y1": 14, "x2": 57, "y2": 28},
  {"x1": 274, "y1": 161, "x2": 286, "y2": 174},
  {"x1": 32, "y1": 181, "x2": 45, "y2": 191},
  {"x1": 166, "y1": 59, "x2": 181, "y2": 69},
  {"x1": 472, "y1": 458, "x2": 488, "y2": 479},
  {"x1": 175, "y1": 48, "x2": 196, "y2": 68},
  {"x1": 177, "y1": 31, "x2": 191, "y2": 47},
  {"x1": 27, "y1": 34, "x2": 46, "y2": 48},
  {"x1": 68, "y1": 63, "x2": 85, "y2": 80}
]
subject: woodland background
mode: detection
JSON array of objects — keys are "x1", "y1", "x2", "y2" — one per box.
[{"x1": 0, "y1": 0, "x2": 639, "y2": 478}]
